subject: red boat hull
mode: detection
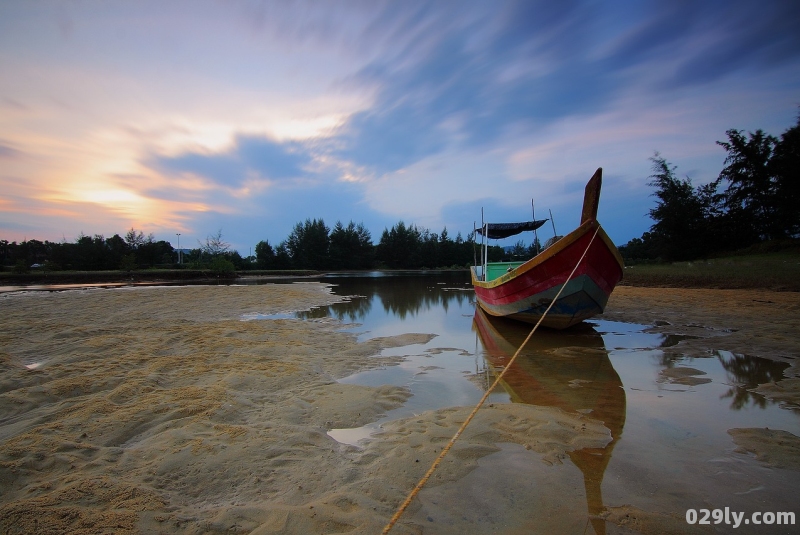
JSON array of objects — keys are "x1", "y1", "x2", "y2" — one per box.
[{"x1": 471, "y1": 220, "x2": 624, "y2": 329}]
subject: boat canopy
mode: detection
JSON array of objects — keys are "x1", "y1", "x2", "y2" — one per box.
[{"x1": 476, "y1": 219, "x2": 548, "y2": 240}]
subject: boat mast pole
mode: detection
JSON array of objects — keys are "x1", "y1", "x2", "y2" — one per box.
[
  {"x1": 472, "y1": 221, "x2": 477, "y2": 274},
  {"x1": 481, "y1": 208, "x2": 486, "y2": 281},
  {"x1": 532, "y1": 199, "x2": 540, "y2": 255},
  {"x1": 549, "y1": 209, "x2": 557, "y2": 237},
  {"x1": 478, "y1": 211, "x2": 482, "y2": 279}
]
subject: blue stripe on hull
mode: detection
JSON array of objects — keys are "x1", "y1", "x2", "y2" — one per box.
[{"x1": 475, "y1": 274, "x2": 609, "y2": 329}]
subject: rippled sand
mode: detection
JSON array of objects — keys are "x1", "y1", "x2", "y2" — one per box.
[{"x1": 1, "y1": 284, "x2": 798, "y2": 534}]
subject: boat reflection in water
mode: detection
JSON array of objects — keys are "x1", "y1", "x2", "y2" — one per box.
[{"x1": 473, "y1": 308, "x2": 626, "y2": 534}]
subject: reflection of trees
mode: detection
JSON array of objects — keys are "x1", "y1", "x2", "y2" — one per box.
[
  {"x1": 717, "y1": 351, "x2": 789, "y2": 410},
  {"x1": 377, "y1": 278, "x2": 471, "y2": 320},
  {"x1": 295, "y1": 296, "x2": 373, "y2": 322},
  {"x1": 296, "y1": 272, "x2": 473, "y2": 323}
]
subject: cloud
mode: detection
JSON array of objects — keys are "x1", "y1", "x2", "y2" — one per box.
[
  {"x1": 0, "y1": 143, "x2": 22, "y2": 159},
  {"x1": 605, "y1": 1, "x2": 800, "y2": 87},
  {"x1": 180, "y1": 175, "x2": 393, "y2": 252},
  {"x1": 235, "y1": 137, "x2": 310, "y2": 180},
  {"x1": 149, "y1": 135, "x2": 313, "y2": 189},
  {"x1": 329, "y1": 2, "x2": 616, "y2": 173},
  {"x1": 330, "y1": 0, "x2": 800, "y2": 177},
  {"x1": 1, "y1": 0, "x2": 799, "y2": 252},
  {"x1": 141, "y1": 133, "x2": 399, "y2": 250},
  {"x1": 672, "y1": 4, "x2": 800, "y2": 85}
]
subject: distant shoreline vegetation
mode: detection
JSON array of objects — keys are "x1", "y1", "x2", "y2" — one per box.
[
  {"x1": 3, "y1": 257, "x2": 798, "y2": 292},
  {"x1": 0, "y1": 221, "x2": 521, "y2": 276},
  {"x1": 620, "y1": 112, "x2": 800, "y2": 264}
]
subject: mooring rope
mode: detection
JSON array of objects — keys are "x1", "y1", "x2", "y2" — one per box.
[{"x1": 381, "y1": 226, "x2": 601, "y2": 534}]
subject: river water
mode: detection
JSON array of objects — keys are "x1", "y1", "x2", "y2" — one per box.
[{"x1": 284, "y1": 271, "x2": 798, "y2": 533}]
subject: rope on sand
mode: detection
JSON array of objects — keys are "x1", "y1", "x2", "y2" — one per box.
[{"x1": 381, "y1": 226, "x2": 600, "y2": 534}]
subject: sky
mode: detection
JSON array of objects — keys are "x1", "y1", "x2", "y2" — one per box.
[{"x1": 1, "y1": 0, "x2": 799, "y2": 255}]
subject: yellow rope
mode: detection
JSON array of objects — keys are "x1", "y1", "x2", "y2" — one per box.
[{"x1": 381, "y1": 226, "x2": 601, "y2": 534}]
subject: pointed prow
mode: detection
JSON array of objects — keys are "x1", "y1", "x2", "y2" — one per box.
[{"x1": 581, "y1": 168, "x2": 602, "y2": 224}]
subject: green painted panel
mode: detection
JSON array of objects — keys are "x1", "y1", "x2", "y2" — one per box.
[{"x1": 486, "y1": 261, "x2": 525, "y2": 281}]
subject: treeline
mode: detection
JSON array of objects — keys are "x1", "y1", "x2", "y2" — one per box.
[
  {"x1": 1, "y1": 219, "x2": 529, "y2": 274},
  {"x1": 0, "y1": 229, "x2": 174, "y2": 273},
  {"x1": 252, "y1": 219, "x2": 514, "y2": 271},
  {"x1": 621, "y1": 113, "x2": 800, "y2": 262}
]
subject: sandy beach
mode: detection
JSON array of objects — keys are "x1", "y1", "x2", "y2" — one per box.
[{"x1": 1, "y1": 283, "x2": 798, "y2": 534}]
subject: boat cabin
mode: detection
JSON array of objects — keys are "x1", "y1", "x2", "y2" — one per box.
[{"x1": 473, "y1": 219, "x2": 548, "y2": 282}]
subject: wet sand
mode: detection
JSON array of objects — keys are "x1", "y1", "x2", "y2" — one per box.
[{"x1": 1, "y1": 284, "x2": 798, "y2": 534}]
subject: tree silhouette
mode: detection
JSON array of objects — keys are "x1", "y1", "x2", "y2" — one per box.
[
  {"x1": 766, "y1": 115, "x2": 800, "y2": 238},
  {"x1": 200, "y1": 229, "x2": 231, "y2": 257},
  {"x1": 286, "y1": 219, "x2": 330, "y2": 269},
  {"x1": 646, "y1": 154, "x2": 706, "y2": 260},
  {"x1": 329, "y1": 221, "x2": 373, "y2": 270},
  {"x1": 621, "y1": 112, "x2": 800, "y2": 263},
  {"x1": 255, "y1": 240, "x2": 275, "y2": 269},
  {"x1": 717, "y1": 129, "x2": 779, "y2": 241}
]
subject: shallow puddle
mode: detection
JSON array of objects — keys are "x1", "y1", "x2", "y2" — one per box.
[
  {"x1": 287, "y1": 272, "x2": 799, "y2": 532},
  {"x1": 303, "y1": 274, "x2": 797, "y2": 442}
]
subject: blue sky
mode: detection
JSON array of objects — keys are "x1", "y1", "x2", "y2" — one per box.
[{"x1": 1, "y1": 0, "x2": 799, "y2": 255}]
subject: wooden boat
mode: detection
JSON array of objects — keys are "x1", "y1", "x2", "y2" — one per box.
[
  {"x1": 472, "y1": 308, "x2": 626, "y2": 534},
  {"x1": 471, "y1": 168, "x2": 624, "y2": 329}
]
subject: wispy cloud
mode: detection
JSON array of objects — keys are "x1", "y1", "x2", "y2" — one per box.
[
  {"x1": 0, "y1": 0, "x2": 798, "y2": 251},
  {"x1": 0, "y1": 143, "x2": 22, "y2": 159},
  {"x1": 149, "y1": 136, "x2": 312, "y2": 187}
]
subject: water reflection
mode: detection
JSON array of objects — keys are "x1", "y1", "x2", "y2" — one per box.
[
  {"x1": 265, "y1": 274, "x2": 800, "y2": 533},
  {"x1": 651, "y1": 349, "x2": 790, "y2": 410},
  {"x1": 298, "y1": 271, "x2": 473, "y2": 325},
  {"x1": 716, "y1": 350, "x2": 790, "y2": 410},
  {"x1": 258, "y1": 274, "x2": 800, "y2": 531},
  {"x1": 473, "y1": 308, "x2": 625, "y2": 535},
  {"x1": 592, "y1": 320, "x2": 698, "y2": 351}
]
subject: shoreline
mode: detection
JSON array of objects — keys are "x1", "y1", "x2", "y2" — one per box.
[
  {"x1": 3, "y1": 263, "x2": 800, "y2": 292},
  {"x1": 1, "y1": 283, "x2": 798, "y2": 533},
  {"x1": 0, "y1": 269, "x2": 322, "y2": 288}
]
